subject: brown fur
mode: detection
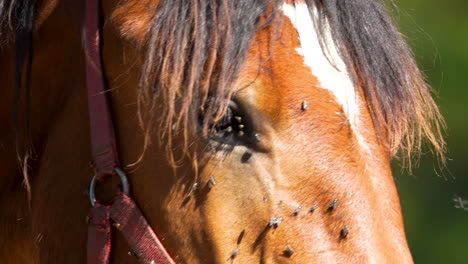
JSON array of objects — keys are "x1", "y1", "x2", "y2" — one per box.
[
  {"x1": 0, "y1": 0, "x2": 444, "y2": 263},
  {"x1": 111, "y1": 0, "x2": 445, "y2": 170}
]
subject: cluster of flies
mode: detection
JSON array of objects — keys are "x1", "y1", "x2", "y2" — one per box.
[
  {"x1": 228, "y1": 199, "x2": 349, "y2": 260},
  {"x1": 221, "y1": 101, "x2": 350, "y2": 260},
  {"x1": 211, "y1": 111, "x2": 246, "y2": 139}
]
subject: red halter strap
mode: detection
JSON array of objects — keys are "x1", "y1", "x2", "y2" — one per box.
[{"x1": 84, "y1": 1, "x2": 175, "y2": 264}]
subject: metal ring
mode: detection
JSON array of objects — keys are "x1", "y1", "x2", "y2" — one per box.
[{"x1": 89, "y1": 167, "x2": 130, "y2": 207}]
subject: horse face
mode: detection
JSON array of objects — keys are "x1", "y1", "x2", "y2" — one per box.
[
  {"x1": 165, "y1": 6, "x2": 412, "y2": 264},
  {"x1": 0, "y1": 0, "x2": 443, "y2": 262},
  {"x1": 106, "y1": 1, "x2": 417, "y2": 263}
]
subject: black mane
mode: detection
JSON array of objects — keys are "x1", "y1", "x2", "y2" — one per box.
[
  {"x1": 1, "y1": 0, "x2": 445, "y2": 167},
  {"x1": 139, "y1": 0, "x2": 444, "y2": 164},
  {"x1": 1, "y1": 0, "x2": 35, "y2": 195},
  {"x1": 310, "y1": 0, "x2": 444, "y2": 163},
  {"x1": 1, "y1": 0, "x2": 34, "y2": 154}
]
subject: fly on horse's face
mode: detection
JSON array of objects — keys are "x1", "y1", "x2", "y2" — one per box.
[
  {"x1": 0, "y1": 0, "x2": 445, "y2": 263},
  {"x1": 106, "y1": 1, "x2": 414, "y2": 263}
]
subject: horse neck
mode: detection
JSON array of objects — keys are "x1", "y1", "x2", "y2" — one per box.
[{"x1": 0, "y1": 0, "x2": 85, "y2": 259}]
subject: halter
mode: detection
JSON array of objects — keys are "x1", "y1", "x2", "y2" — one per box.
[{"x1": 84, "y1": 0, "x2": 175, "y2": 263}]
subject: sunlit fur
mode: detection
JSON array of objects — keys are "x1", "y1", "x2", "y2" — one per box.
[
  {"x1": 115, "y1": 0, "x2": 445, "y2": 168},
  {"x1": 1, "y1": 0, "x2": 445, "y2": 168},
  {"x1": 0, "y1": 0, "x2": 445, "y2": 263}
]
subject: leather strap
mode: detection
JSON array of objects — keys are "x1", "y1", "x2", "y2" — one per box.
[
  {"x1": 87, "y1": 204, "x2": 112, "y2": 264},
  {"x1": 111, "y1": 194, "x2": 176, "y2": 264},
  {"x1": 85, "y1": 0, "x2": 119, "y2": 178},
  {"x1": 84, "y1": 0, "x2": 176, "y2": 263}
]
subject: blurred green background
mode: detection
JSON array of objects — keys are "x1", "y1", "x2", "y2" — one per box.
[{"x1": 394, "y1": 0, "x2": 468, "y2": 263}]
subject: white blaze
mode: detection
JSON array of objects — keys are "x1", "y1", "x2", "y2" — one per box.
[
  {"x1": 282, "y1": 3, "x2": 369, "y2": 151},
  {"x1": 282, "y1": 3, "x2": 358, "y2": 123}
]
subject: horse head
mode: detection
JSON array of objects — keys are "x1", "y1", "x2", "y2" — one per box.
[{"x1": 0, "y1": 0, "x2": 445, "y2": 263}]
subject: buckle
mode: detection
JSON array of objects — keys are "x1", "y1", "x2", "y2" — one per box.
[{"x1": 89, "y1": 167, "x2": 130, "y2": 207}]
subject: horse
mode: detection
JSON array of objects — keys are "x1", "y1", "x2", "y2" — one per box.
[{"x1": 0, "y1": 0, "x2": 445, "y2": 263}]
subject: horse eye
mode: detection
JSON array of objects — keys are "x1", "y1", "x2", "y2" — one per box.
[{"x1": 209, "y1": 101, "x2": 250, "y2": 145}]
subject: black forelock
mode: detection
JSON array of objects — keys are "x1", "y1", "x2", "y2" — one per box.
[
  {"x1": 309, "y1": 0, "x2": 444, "y2": 164},
  {"x1": 138, "y1": 0, "x2": 444, "y2": 165}
]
